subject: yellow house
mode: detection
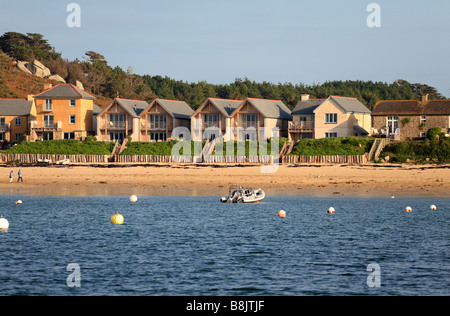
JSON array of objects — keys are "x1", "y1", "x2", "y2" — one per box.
[
  {"x1": 289, "y1": 95, "x2": 371, "y2": 141},
  {"x1": 30, "y1": 84, "x2": 96, "y2": 141},
  {"x1": 0, "y1": 97, "x2": 36, "y2": 145}
]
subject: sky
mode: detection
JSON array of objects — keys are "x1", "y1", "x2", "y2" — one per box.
[{"x1": 1, "y1": 0, "x2": 449, "y2": 97}]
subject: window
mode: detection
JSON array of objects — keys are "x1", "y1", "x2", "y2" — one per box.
[
  {"x1": 420, "y1": 115, "x2": 427, "y2": 128},
  {"x1": 70, "y1": 115, "x2": 76, "y2": 125},
  {"x1": 150, "y1": 132, "x2": 167, "y2": 141},
  {"x1": 45, "y1": 99, "x2": 53, "y2": 111},
  {"x1": 70, "y1": 99, "x2": 76, "y2": 107},
  {"x1": 44, "y1": 115, "x2": 54, "y2": 128},
  {"x1": 325, "y1": 132, "x2": 338, "y2": 138},
  {"x1": 109, "y1": 114, "x2": 126, "y2": 129},
  {"x1": 15, "y1": 117, "x2": 21, "y2": 126},
  {"x1": 420, "y1": 132, "x2": 427, "y2": 138},
  {"x1": 0, "y1": 133, "x2": 5, "y2": 141},
  {"x1": 64, "y1": 132, "x2": 75, "y2": 140},
  {"x1": 0, "y1": 117, "x2": 5, "y2": 129},
  {"x1": 203, "y1": 114, "x2": 219, "y2": 128},
  {"x1": 387, "y1": 116, "x2": 399, "y2": 134},
  {"x1": 150, "y1": 114, "x2": 167, "y2": 130},
  {"x1": 242, "y1": 113, "x2": 258, "y2": 129},
  {"x1": 15, "y1": 133, "x2": 23, "y2": 142},
  {"x1": 325, "y1": 113, "x2": 337, "y2": 124}
]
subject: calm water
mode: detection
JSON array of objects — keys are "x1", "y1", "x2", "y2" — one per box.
[{"x1": 0, "y1": 195, "x2": 448, "y2": 296}]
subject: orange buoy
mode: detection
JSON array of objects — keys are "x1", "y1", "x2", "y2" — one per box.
[{"x1": 278, "y1": 210, "x2": 286, "y2": 218}]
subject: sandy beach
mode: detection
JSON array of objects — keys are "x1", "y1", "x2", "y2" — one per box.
[{"x1": 0, "y1": 163, "x2": 449, "y2": 197}]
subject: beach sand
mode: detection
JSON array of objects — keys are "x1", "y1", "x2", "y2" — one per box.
[{"x1": 0, "y1": 163, "x2": 449, "y2": 197}]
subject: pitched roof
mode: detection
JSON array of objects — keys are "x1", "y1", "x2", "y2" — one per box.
[
  {"x1": 153, "y1": 99, "x2": 194, "y2": 120},
  {"x1": 292, "y1": 96, "x2": 371, "y2": 115},
  {"x1": 372, "y1": 100, "x2": 423, "y2": 115},
  {"x1": 292, "y1": 99, "x2": 326, "y2": 115},
  {"x1": 245, "y1": 98, "x2": 292, "y2": 119},
  {"x1": 0, "y1": 99, "x2": 33, "y2": 116},
  {"x1": 372, "y1": 100, "x2": 450, "y2": 115},
  {"x1": 209, "y1": 98, "x2": 243, "y2": 117},
  {"x1": 329, "y1": 96, "x2": 371, "y2": 114},
  {"x1": 423, "y1": 100, "x2": 450, "y2": 115},
  {"x1": 34, "y1": 84, "x2": 96, "y2": 100},
  {"x1": 114, "y1": 98, "x2": 149, "y2": 118}
]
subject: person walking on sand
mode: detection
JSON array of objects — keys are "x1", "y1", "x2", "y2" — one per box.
[
  {"x1": 9, "y1": 170, "x2": 13, "y2": 183},
  {"x1": 17, "y1": 169, "x2": 23, "y2": 182}
]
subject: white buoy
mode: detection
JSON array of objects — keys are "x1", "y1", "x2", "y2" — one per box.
[
  {"x1": 130, "y1": 195, "x2": 138, "y2": 203},
  {"x1": 430, "y1": 205, "x2": 437, "y2": 211},
  {"x1": 0, "y1": 216, "x2": 9, "y2": 230},
  {"x1": 15, "y1": 200, "x2": 22, "y2": 205},
  {"x1": 328, "y1": 207, "x2": 336, "y2": 214},
  {"x1": 405, "y1": 206, "x2": 412, "y2": 213}
]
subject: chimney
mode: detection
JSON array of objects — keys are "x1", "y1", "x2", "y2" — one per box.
[
  {"x1": 422, "y1": 94, "x2": 429, "y2": 103},
  {"x1": 44, "y1": 83, "x2": 53, "y2": 90},
  {"x1": 301, "y1": 94, "x2": 310, "y2": 101}
]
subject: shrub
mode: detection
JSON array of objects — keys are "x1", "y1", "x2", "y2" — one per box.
[{"x1": 290, "y1": 137, "x2": 374, "y2": 156}]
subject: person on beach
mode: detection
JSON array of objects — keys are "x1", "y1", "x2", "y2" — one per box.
[
  {"x1": 17, "y1": 169, "x2": 23, "y2": 182},
  {"x1": 9, "y1": 170, "x2": 13, "y2": 183}
]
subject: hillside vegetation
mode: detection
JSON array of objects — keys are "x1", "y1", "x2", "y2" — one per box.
[{"x1": 0, "y1": 32, "x2": 445, "y2": 109}]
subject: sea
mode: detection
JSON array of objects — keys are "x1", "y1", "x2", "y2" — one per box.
[{"x1": 0, "y1": 195, "x2": 448, "y2": 296}]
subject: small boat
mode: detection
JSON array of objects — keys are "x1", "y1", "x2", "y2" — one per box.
[{"x1": 220, "y1": 185, "x2": 265, "y2": 203}]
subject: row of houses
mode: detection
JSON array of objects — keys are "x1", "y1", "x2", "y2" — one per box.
[{"x1": 0, "y1": 83, "x2": 449, "y2": 146}]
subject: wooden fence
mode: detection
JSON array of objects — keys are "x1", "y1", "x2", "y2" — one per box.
[
  {"x1": 281, "y1": 154, "x2": 368, "y2": 164},
  {"x1": 0, "y1": 153, "x2": 368, "y2": 165},
  {"x1": 0, "y1": 153, "x2": 109, "y2": 164}
]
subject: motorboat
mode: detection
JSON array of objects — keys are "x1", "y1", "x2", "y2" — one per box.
[{"x1": 220, "y1": 185, "x2": 265, "y2": 203}]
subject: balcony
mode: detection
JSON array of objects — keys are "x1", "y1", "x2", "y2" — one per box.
[
  {"x1": 100, "y1": 121, "x2": 131, "y2": 130},
  {"x1": 140, "y1": 121, "x2": 167, "y2": 131},
  {"x1": 0, "y1": 123, "x2": 10, "y2": 132},
  {"x1": 30, "y1": 120, "x2": 62, "y2": 132},
  {"x1": 289, "y1": 121, "x2": 314, "y2": 132}
]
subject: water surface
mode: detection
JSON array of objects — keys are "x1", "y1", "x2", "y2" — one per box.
[{"x1": 0, "y1": 195, "x2": 448, "y2": 296}]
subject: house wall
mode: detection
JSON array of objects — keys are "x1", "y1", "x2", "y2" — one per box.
[
  {"x1": 313, "y1": 99, "x2": 348, "y2": 138},
  {"x1": 140, "y1": 103, "x2": 174, "y2": 142},
  {"x1": 191, "y1": 100, "x2": 227, "y2": 141},
  {"x1": 96, "y1": 101, "x2": 134, "y2": 141},
  {"x1": 232, "y1": 101, "x2": 265, "y2": 141},
  {"x1": 33, "y1": 98, "x2": 94, "y2": 140},
  {"x1": 0, "y1": 115, "x2": 30, "y2": 142},
  {"x1": 372, "y1": 115, "x2": 450, "y2": 140}
]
